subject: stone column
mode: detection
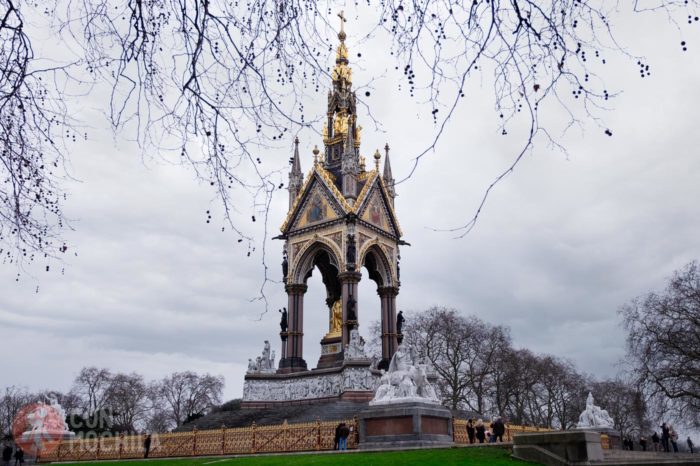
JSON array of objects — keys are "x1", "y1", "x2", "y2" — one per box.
[
  {"x1": 378, "y1": 286, "x2": 399, "y2": 370},
  {"x1": 338, "y1": 271, "x2": 361, "y2": 347},
  {"x1": 278, "y1": 283, "x2": 308, "y2": 373}
]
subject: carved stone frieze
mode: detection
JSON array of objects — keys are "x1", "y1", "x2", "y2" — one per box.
[{"x1": 243, "y1": 366, "x2": 380, "y2": 402}]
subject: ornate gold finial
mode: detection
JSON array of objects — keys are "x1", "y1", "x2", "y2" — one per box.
[
  {"x1": 355, "y1": 125, "x2": 363, "y2": 145},
  {"x1": 312, "y1": 145, "x2": 320, "y2": 165},
  {"x1": 334, "y1": 11, "x2": 349, "y2": 64},
  {"x1": 374, "y1": 149, "x2": 381, "y2": 170}
]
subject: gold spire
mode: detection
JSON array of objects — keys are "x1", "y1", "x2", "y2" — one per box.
[{"x1": 332, "y1": 11, "x2": 351, "y2": 84}]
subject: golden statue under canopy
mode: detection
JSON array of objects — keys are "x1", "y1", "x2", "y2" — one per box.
[{"x1": 326, "y1": 299, "x2": 342, "y2": 338}]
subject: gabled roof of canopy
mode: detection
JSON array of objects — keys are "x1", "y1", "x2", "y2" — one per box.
[
  {"x1": 281, "y1": 165, "x2": 402, "y2": 238},
  {"x1": 355, "y1": 173, "x2": 402, "y2": 238}
]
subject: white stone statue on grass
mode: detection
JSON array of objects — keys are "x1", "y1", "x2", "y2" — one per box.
[
  {"x1": 370, "y1": 341, "x2": 439, "y2": 406},
  {"x1": 576, "y1": 392, "x2": 615, "y2": 429}
]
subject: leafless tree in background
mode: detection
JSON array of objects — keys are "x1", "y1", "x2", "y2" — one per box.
[
  {"x1": 403, "y1": 307, "x2": 511, "y2": 411},
  {"x1": 156, "y1": 371, "x2": 224, "y2": 427},
  {"x1": 620, "y1": 260, "x2": 700, "y2": 428},
  {"x1": 590, "y1": 378, "x2": 649, "y2": 438},
  {"x1": 70, "y1": 366, "x2": 113, "y2": 415},
  {"x1": 0, "y1": 385, "x2": 32, "y2": 437},
  {"x1": 402, "y1": 307, "x2": 657, "y2": 433},
  {"x1": 104, "y1": 372, "x2": 150, "y2": 432},
  {"x1": 1, "y1": 0, "x2": 698, "y2": 275}
]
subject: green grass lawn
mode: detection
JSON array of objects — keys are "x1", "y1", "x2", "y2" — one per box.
[{"x1": 56, "y1": 447, "x2": 536, "y2": 466}]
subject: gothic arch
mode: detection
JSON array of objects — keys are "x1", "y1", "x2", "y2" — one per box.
[
  {"x1": 291, "y1": 239, "x2": 344, "y2": 304},
  {"x1": 359, "y1": 241, "x2": 394, "y2": 287}
]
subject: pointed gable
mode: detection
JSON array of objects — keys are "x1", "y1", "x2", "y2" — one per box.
[
  {"x1": 281, "y1": 166, "x2": 350, "y2": 234},
  {"x1": 293, "y1": 184, "x2": 339, "y2": 230},
  {"x1": 355, "y1": 175, "x2": 402, "y2": 238}
]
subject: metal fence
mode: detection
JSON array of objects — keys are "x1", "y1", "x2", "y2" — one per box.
[
  {"x1": 452, "y1": 419, "x2": 552, "y2": 444},
  {"x1": 37, "y1": 418, "x2": 359, "y2": 463},
  {"x1": 38, "y1": 417, "x2": 609, "y2": 462}
]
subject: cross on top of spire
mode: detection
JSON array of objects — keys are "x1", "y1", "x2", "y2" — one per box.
[{"x1": 337, "y1": 10, "x2": 347, "y2": 41}]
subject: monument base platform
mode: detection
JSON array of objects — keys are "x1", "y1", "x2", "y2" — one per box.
[
  {"x1": 358, "y1": 402, "x2": 453, "y2": 449},
  {"x1": 243, "y1": 360, "x2": 380, "y2": 407}
]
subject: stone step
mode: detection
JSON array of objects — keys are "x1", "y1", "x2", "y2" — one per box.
[{"x1": 177, "y1": 400, "x2": 370, "y2": 431}]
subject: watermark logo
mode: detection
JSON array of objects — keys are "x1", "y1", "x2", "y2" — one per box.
[{"x1": 11, "y1": 403, "x2": 69, "y2": 456}]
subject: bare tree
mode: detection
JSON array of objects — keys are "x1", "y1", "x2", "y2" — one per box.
[
  {"x1": 0, "y1": 1, "x2": 74, "y2": 268},
  {"x1": 1, "y1": 1, "x2": 698, "y2": 277},
  {"x1": 620, "y1": 260, "x2": 700, "y2": 428},
  {"x1": 537, "y1": 356, "x2": 586, "y2": 430},
  {"x1": 0, "y1": 385, "x2": 32, "y2": 437},
  {"x1": 404, "y1": 307, "x2": 510, "y2": 412},
  {"x1": 70, "y1": 366, "x2": 113, "y2": 416},
  {"x1": 156, "y1": 371, "x2": 224, "y2": 427},
  {"x1": 104, "y1": 372, "x2": 150, "y2": 432},
  {"x1": 590, "y1": 378, "x2": 649, "y2": 438}
]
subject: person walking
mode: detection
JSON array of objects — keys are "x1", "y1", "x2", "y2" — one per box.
[
  {"x1": 12, "y1": 448, "x2": 23, "y2": 466},
  {"x1": 639, "y1": 435, "x2": 647, "y2": 452},
  {"x1": 687, "y1": 437, "x2": 694, "y2": 454},
  {"x1": 466, "y1": 419, "x2": 475, "y2": 444},
  {"x1": 334, "y1": 423, "x2": 342, "y2": 450},
  {"x1": 492, "y1": 417, "x2": 505, "y2": 443},
  {"x1": 143, "y1": 433, "x2": 152, "y2": 458},
  {"x1": 651, "y1": 431, "x2": 660, "y2": 452},
  {"x1": 670, "y1": 426, "x2": 679, "y2": 453},
  {"x1": 475, "y1": 419, "x2": 486, "y2": 444},
  {"x1": 337, "y1": 423, "x2": 350, "y2": 451},
  {"x1": 661, "y1": 423, "x2": 670, "y2": 452},
  {"x1": 2, "y1": 444, "x2": 12, "y2": 466}
]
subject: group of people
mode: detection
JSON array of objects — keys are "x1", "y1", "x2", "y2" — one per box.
[
  {"x1": 333, "y1": 422, "x2": 351, "y2": 451},
  {"x1": 1, "y1": 444, "x2": 23, "y2": 466},
  {"x1": 465, "y1": 417, "x2": 506, "y2": 444},
  {"x1": 622, "y1": 424, "x2": 694, "y2": 454},
  {"x1": 654, "y1": 423, "x2": 693, "y2": 453}
]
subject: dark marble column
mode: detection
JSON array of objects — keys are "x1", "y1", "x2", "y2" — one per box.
[
  {"x1": 278, "y1": 283, "x2": 308, "y2": 373},
  {"x1": 338, "y1": 271, "x2": 361, "y2": 347},
  {"x1": 378, "y1": 286, "x2": 399, "y2": 370}
]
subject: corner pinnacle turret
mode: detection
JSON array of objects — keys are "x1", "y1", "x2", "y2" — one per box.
[{"x1": 288, "y1": 137, "x2": 303, "y2": 208}]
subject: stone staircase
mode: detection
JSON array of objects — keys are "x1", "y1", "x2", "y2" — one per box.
[
  {"x1": 176, "y1": 400, "x2": 370, "y2": 431},
  {"x1": 602, "y1": 450, "x2": 700, "y2": 465}
]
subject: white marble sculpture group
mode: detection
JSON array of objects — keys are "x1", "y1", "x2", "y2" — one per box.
[
  {"x1": 243, "y1": 333, "x2": 440, "y2": 405},
  {"x1": 576, "y1": 392, "x2": 615, "y2": 429},
  {"x1": 370, "y1": 342, "x2": 439, "y2": 405},
  {"x1": 247, "y1": 340, "x2": 276, "y2": 374},
  {"x1": 344, "y1": 328, "x2": 367, "y2": 360}
]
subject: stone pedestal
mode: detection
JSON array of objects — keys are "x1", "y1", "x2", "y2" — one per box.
[
  {"x1": 599, "y1": 428, "x2": 622, "y2": 450},
  {"x1": 316, "y1": 335, "x2": 343, "y2": 369},
  {"x1": 512, "y1": 430, "x2": 605, "y2": 465},
  {"x1": 358, "y1": 402, "x2": 453, "y2": 449}
]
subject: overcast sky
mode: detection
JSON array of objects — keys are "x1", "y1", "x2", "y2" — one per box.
[{"x1": 1, "y1": 3, "x2": 699, "y2": 405}]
